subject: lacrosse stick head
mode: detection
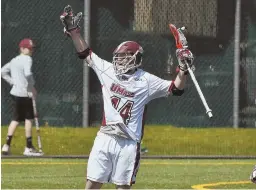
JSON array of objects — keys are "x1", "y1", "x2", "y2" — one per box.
[{"x1": 169, "y1": 24, "x2": 188, "y2": 49}]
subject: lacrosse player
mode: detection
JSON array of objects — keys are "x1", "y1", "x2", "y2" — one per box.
[
  {"x1": 1, "y1": 38, "x2": 40, "y2": 156},
  {"x1": 60, "y1": 5, "x2": 194, "y2": 189}
]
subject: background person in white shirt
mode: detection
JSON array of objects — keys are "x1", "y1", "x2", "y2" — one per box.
[{"x1": 1, "y1": 38, "x2": 39, "y2": 156}]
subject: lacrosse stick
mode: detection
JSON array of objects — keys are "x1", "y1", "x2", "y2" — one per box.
[
  {"x1": 169, "y1": 24, "x2": 213, "y2": 118},
  {"x1": 31, "y1": 94, "x2": 44, "y2": 154}
]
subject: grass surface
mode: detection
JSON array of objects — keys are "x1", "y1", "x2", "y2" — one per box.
[
  {"x1": 1, "y1": 159, "x2": 255, "y2": 189},
  {"x1": 1, "y1": 126, "x2": 256, "y2": 155}
]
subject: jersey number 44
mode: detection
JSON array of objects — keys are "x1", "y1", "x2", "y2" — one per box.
[{"x1": 111, "y1": 96, "x2": 134, "y2": 125}]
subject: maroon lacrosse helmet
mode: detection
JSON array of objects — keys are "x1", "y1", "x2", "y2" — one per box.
[{"x1": 112, "y1": 41, "x2": 143, "y2": 75}]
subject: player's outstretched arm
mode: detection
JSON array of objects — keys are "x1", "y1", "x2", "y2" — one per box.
[
  {"x1": 173, "y1": 49, "x2": 194, "y2": 90},
  {"x1": 146, "y1": 48, "x2": 194, "y2": 100},
  {"x1": 60, "y1": 5, "x2": 90, "y2": 59}
]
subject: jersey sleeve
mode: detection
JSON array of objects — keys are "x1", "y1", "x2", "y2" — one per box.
[
  {"x1": 1, "y1": 62, "x2": 13, "y2": 85},
  {"x1": 147, "y1": 73, "x2": 173, "y2": 102},
  {"x1": 86, "y1": 51, "x2": 112, "y2": 75},
  {"x1": 23, "y1": 56, "x2": 35, "y2": 86}
]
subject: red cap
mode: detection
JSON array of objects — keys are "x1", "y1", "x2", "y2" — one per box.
[{"x1": 19, "y1": 38, "x2": 35, "y2": 50}]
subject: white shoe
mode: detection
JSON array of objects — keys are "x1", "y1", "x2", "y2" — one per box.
[
  {"x1": 140, "y1": 147, "x2": 148, "y2": 155},
  {"x1": 250, "y1": 165, "x2": 256, "y2": 184},
  {"x1": 2, "y1": 144, "x2": 10, "y2": 155},
  {"x1": 23, "y1": 147, "x2": 43, "y2": 156}
]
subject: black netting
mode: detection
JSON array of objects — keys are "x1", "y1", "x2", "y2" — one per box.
[
  {"x1": 1, "y1": 0, "x2": 255, "y2": 128},
  {"x1": 1, "y1": 0, "x2": 84, "y2": 126},
  {"x1": 239, "y1": 0, "x2": 256, "y2": 128},
  {"x1": 89, "y1": 0, "x2": 237, "y2": 127}
]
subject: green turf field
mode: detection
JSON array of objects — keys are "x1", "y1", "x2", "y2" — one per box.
[
  {"x1": 2, "y1": 126, "x2": 256, "y2": 155},
  {"x1": 1, "y1": 159, "x2": 255, "y2": 189}
]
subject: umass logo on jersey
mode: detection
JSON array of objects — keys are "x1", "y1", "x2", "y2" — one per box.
[{"x1": 110, "y1": 83, "x2": 135, "y2": 97}]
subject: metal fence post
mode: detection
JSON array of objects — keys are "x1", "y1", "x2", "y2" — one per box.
[
  {"x1": 83, "y1": 0, "x2": 91, "y2": 127},
  {"x1": 233, "y1": 0, "x2": 241, "y2": 128}
]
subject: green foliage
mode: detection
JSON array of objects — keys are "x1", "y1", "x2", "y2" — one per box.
[{"x1": 1, "y1": 126, "x2": 256, "y2": 155}]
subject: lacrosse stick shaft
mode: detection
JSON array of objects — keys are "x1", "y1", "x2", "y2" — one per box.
[
  {"x1": 169, "y1": 24, "x2": 213, "y2": 118},
  {"x1": 186, "y1": 62, "x2": 213, "y2": 118},
  {"x1": 31, "y1": 96, "x2": 43, "y2": 152}
]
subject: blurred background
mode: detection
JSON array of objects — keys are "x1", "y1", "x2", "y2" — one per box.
[
  {"x1": 1, "y1": 0, "x2": 256, "y2": 129},
  {"x1": 1, "y1": 2, "x2": 256, "y2": 189}
]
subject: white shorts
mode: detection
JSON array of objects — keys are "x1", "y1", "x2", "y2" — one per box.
[{"x1": 87, "y1": 131, "x2": 140, "y2": 186}]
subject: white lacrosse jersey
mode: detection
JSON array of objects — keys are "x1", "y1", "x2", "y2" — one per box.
[{"x1": 86, "y1": 52, "x2": 173, "y2": 142}]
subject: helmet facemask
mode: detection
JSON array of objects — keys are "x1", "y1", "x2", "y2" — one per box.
[{"x1": 113, "y1": 50, "x2": 142, "y2": 75}]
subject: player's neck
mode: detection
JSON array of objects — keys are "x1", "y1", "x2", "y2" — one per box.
[
  {"x1": 20, "y1": 53, "x2": 32, "y2": 57},
  {"x1": 117, "y1": 69, "x2": 138, "y2": 81},
  {"x1": 125, "y1": 68, "x2": 137, "y2": 75}
]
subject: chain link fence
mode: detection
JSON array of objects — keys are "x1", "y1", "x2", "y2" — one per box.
[
  {"x1": 239, "y1": 0, "x2": 256, "y2": 128},
  {"x1": 1, "y1": 0, "x2": 84, "y2": 126},
  {"x1": 1, "y1": 0, "x2": 256, "y2": 128}
]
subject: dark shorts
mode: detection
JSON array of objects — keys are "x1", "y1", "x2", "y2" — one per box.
[{"x1": 11, "y1": 95, "x2": 34, "y2": 122}]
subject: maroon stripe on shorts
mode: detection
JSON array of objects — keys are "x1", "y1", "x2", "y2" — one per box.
[
  {"x1": 141, "y1": 105, "x2": 147, "y2": 140},
  {"x1": 130, "y1": 143, "x2": 141, "y2": 185}
]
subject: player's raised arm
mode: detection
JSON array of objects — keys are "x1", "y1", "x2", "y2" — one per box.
[
  {"x1": 173, "y1": 48, "x2": 194, "y2": 91},
  {"x1": 60, "y1": 5, "x2": 112, "y2": 74},
  {"x1": 60, "y1": 5, "x2": 90, "y2": 60},
  {"x1": 147, "y1": 48, "x2": 194, "y2": 101}
]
